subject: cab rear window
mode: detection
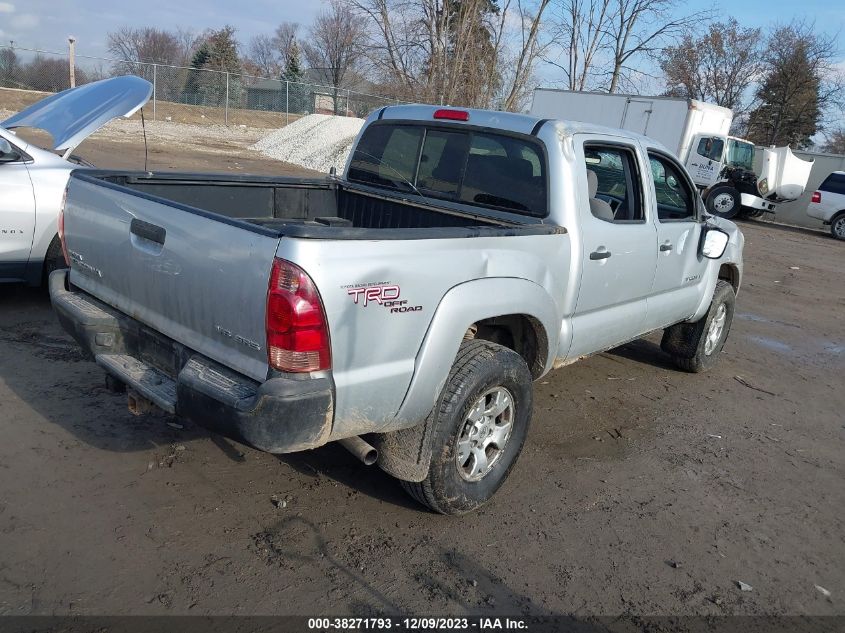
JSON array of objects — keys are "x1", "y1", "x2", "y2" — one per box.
[{"x1": 347, "y1": 123, "x2": 547, "y2": 217}]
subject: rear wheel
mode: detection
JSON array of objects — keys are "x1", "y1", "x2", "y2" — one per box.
[
  {"x1": 705, "y1": 185, "x2": 741, "y2": 219},
  {"x1": 41, "y1": 234, "x2": 67, "y2": 286},
  {"x1": 400, "y1": 340, "x2": 533, "y2": 515},
  {"x1": 830, "y1": 213, "x2": 845, "y2": 241}
]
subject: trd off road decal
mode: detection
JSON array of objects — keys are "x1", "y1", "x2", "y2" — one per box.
[{"x1": 343, "y1": 283, "x2": 422, "y2": 313}]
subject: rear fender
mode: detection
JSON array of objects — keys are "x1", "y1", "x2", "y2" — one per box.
[
  {"x1": 373, "y1": 277, "x2": 557, "y2": 482},
  {"x1": 394, "y1": 277, "x2": 558, "y2": 427}
]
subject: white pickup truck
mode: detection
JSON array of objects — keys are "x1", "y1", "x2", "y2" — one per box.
[
  {"x1": 0, "y1": 77, "x2": 151, "y2": 285},
  {"x1": 52, "y1": 103, "x2": 744, "y2": 515}
]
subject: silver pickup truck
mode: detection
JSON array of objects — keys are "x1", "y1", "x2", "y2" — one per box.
[{"x1": 51, "y1": 104, "x2": 744, "y2": 515}]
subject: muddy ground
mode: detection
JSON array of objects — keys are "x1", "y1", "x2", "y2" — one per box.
[{"x1": 0, "y1": 142, "x2": 843, "y2": 619}]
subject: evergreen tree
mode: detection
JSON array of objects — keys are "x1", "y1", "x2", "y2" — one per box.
[
  {"x1": 182, "y1": 27, "x2": 242, "y2": 107},
  {"x1": 746, "y1": 23, "x2": 835, "y2": 149},
  {"x1": 282, "y1": 41, "x2": 304, "y2": 81},
  {"x1": 282, "y1": 41, "x2": 308, "y2": 114},
  {"x1": 183, "y1": 42, "x2": 211, "y2": 103}
]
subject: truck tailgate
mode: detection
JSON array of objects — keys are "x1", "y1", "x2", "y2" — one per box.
[{"x1": 63, "y1": 175, "x2": 280, "y2": 382}]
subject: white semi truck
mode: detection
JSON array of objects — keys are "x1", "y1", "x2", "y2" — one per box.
[{"x1": 531, "y1": 89, "x2": 814, "y2": 219}]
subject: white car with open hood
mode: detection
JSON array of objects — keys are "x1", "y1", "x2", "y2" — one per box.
[{"x1": 0, "y1": 76, "x2": 152, "y2": 285}]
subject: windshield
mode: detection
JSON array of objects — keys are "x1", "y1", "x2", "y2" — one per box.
[
  {"x1": 347, "y1": 123, "x2": 547, "y2": 217},
  {"x1": 726, "y1": 139, "x2": 755, "y2": 171}
]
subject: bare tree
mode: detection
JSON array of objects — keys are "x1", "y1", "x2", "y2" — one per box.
[
  {"x1": 661, "y1": 19, "x2": 762, "y2": 114},
  {"x1": 496, "y1": 0, "x2": 553, "y2": 111},
  {"x1": 247, "y1": 34, "x2": 282, "y2": 77},
  {"x1": 345, "y1": 0, "x2": 551, "y2": 110},
  {"x1": 604, "y1": 0, "x2": 713, "y2": 93},
  {"x1": 822, "y1": 128, "x2": 845, "y2": 154},
  {"x1": 544, "y1": 0, "x2": 611, "y2": 91},
  {"x1": 543, "y1": 0, "x2": 710, "y2": 94},
  {"x1": 107, "y1": 27, "x2": 182, "y2": 70},
  {"x1": 174, "y1": 27, "x2": 201, "y2": 66},
  {"x1": 303, "y1": 1, "x2": 368, "y2": 113},
  {"x1": 273, "y1": 22, "x2": 301, "y2": 67}
]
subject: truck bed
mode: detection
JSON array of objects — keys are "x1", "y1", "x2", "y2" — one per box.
[
  {"x1": 86, "y1": 171, "x2": 548, "y2": 238},
  {"x1": 62, "y1": 169, "x2": 562, "y2": 386}
]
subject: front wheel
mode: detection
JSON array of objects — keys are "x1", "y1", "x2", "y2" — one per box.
[
  {"x1": 401, "y1": 340, "x2": 533, "y2": 515},
  {"x1": 662, "y1": 280, "x2": 736, "y2": 373},
  {"x1": 705, "y1": 185, "x2": 741, "y2": 219}
]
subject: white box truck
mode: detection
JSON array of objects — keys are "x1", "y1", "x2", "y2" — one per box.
[{"x1": 530, "y1": 89, "x2": 813, "y2": 219}]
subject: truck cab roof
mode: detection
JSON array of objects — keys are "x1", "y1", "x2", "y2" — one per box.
[{"x1": 375, "y1": 104, "x2": 674, "y2": 154}]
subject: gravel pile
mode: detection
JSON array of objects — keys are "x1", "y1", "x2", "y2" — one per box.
[{"x1": 252, "y1": 114, "x2": 365, "y2": 173}]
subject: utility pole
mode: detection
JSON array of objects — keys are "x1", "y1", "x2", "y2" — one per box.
[{"x1": 68, "y1": 36, "x2": 76, "y2": 88}]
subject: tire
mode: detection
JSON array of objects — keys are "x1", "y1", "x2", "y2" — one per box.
[
  {"x1": 662, "y1": 280, "x2": 736, "y2": 373},
  {"x1": 738, "y1": 206, "x2": 765, "y2": 219},
  {"x1": 830, "y1": 212, "x2": 845, "y2": 241},
  {"x1": 400, "y1": 340, "x2": 533, "y2": 515},
  {"x1": 41, "y1": 234, "x2": 67, "y2": 286},
  {"x1": 705, "y1": 185, "x2": 741, "y2": 219}
]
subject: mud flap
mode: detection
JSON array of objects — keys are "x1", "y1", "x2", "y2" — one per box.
[
  {"x1": 661, "y1": 318, "x2": 706, "y2": 359},
  {"x1": 369, "y1": 413, "x2": 436, "y2": 483}
]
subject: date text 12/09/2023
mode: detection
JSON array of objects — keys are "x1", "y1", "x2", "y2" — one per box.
[{"x1": 307, "y1": 617, "x2": 528, "y2": 631}]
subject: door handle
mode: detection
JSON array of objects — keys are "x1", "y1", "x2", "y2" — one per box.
[
  {"x1": 660, "y1": 243, "x2": 673, "y2": 252},
  {"x1": 589, "y1": 250, "x2": 611, "y2": 260},
  {"x1": 130, "y1": 218, "x2": 166, "y2": 245}
]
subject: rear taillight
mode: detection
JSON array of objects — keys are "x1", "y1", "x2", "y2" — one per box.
[
  {"x1": 266, "y1": 258, "x2": 331, "y2": 373},
  {"x1": 811, "y1": 191, "x2": 821, "y2": 204},
  {"x1": 57, "y1": 186, "x2": 71, "y2": 266}
]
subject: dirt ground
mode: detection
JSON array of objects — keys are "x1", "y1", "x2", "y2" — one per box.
[
  {"x1": 5, "y1": 108, "x2": 319, "y2": 178},
  {"x1": 0, "y1": 142, "x2": 843, "y2": 620}
]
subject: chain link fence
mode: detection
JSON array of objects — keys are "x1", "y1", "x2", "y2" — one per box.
[{"x1": 0, "y1": 46, "x2": 401, "y2": 126}]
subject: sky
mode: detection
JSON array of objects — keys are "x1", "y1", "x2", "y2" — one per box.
[{"x1": 1, "y1": 0, "x2": 843, "y2": 77}]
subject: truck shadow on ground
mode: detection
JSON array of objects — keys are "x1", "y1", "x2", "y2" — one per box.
[
  {"x1": 0, "y1": 286, "x2": 213, "y2": 453},
  {"x1": 608, "y1": 338, "x2": 678, "y2": 371},
  {"x1": 255, "y1": 514, "x2": 565, "y2": 617},
  {"x1": 275, "y1": 443, "x2": 421, "y2": 510}
]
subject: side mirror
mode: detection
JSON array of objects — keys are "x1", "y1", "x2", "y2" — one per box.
[
  {"x1": 701, "y1": 226, "x2": 730, "y2": 259},
  {"x1": 0, "y1": 137, "x2": 21, "y2": 163}
]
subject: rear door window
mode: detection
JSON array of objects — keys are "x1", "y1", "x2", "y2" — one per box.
[
  {"x1": 348, "y1": 123, "x2": 547, "y2": 216},
  {"x1": 819, "y1": 173, "x2": 845, "y2": 195}
]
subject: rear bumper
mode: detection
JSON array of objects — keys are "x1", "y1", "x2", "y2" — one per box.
[
  {"x1": 805, "y1": 203, "x2": 832, "y2": 223},
  {"x1": 49, "y1": 270, "x2": 334, "y2": 453}
]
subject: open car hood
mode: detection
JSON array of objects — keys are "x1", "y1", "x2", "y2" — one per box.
[{"x1": 1, "y1": 75, "x2": 152, "y2": 154}]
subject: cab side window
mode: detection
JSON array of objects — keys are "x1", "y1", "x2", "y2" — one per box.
[
  {"x1": 649, "y1": 153, "x2": 696, "y2": 221},
  {"x1": 583, "y1": 145, "x2": 643, "y2": 223},
  {"x1": 697, "y1": 137, "x2": 724, "y2": 161}
]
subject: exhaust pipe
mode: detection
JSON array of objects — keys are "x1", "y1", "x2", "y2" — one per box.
[{"x1": 339, "y1": 436, "x2": 378, "y2": 466}]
